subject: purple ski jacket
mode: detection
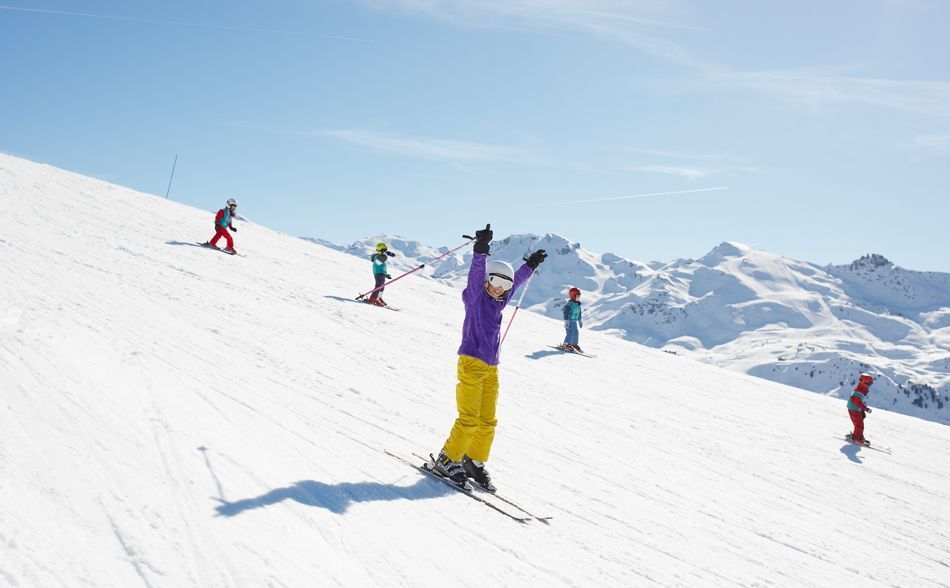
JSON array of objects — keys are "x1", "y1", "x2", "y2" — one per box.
[{"x1": 457, "y1": 253, "x2": 533, "y2": 366}]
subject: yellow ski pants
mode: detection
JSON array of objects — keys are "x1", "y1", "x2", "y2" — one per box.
[{"x1": 442, "y1": 355, "x2": 499, "y2": 463}]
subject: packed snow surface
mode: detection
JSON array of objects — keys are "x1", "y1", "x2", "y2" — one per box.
[{"x1": 1, "y1": 154, "x2": 949, "y2": 586}]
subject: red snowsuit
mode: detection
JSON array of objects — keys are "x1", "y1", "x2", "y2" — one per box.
[
  {"x1": 210, "y1": 208, "x2": 234, "y2": 249},
  {"x1": 848, "y1": 382, "x2": 870, "y2": 443}
]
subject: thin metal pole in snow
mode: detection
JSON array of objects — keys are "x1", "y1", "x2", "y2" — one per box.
[
  {"x1": 500, "y1": 268, "x2": 537, "y2": 347},
  {"x1": 164, "y1": 154, "x2": 178, "y2": 199},
  {"x1": 356, "y1": 238, "x2": 475, "y2": 300}
]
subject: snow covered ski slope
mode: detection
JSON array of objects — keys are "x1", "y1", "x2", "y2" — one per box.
[{"x1": 1, "y1": 153, "x2": 948, "y2": 586}]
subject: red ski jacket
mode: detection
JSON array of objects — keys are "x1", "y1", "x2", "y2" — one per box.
[{"x1": 848, "y1": 382, "x2": 870, "y2": 412}]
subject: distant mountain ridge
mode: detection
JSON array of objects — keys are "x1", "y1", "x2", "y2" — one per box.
[{"x1": 315, "y1": 234, "x2": 950, "y2": 424}]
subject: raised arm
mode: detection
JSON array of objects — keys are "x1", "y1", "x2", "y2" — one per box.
[{"x1": 463, "y1": 253, "x2": 488, "y2": 303}]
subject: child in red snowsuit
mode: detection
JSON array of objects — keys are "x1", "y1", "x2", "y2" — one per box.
[
  {"x1": 208, "y1": 198, "x2": 238, "y2": 253},
  {"x1": 846, "y1": 373, "x2": 874, "y2": 444}
]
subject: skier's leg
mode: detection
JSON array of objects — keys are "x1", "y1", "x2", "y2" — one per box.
[
  {"x1": 467, "y1": 364, "x2": 499, "y2": 463},
  {"x1": 849, "y1": 410, "x2": 865, "y2": 442},
  {"x1": 369, "y1": 273, "x2": 386, "y2": 301},
  {"x1": 566, "y1": 321, "x2": 579, "y2": 346},
  {"x1": 442, "y1": 355, "x2": 489, "y2": 462},
  {"x1": 209, "y1": 227, "x2": 227, "y2": 247}
]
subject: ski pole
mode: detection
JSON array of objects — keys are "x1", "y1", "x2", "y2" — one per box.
[
  {"x1": 356, "y1": 237, "x2": 475, "y2": 300},
  {"x1": 499, "y1": 262, "x2": 537, "y2": 347}
]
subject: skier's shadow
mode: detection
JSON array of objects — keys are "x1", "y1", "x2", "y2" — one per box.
[
  {"x1": 325, "y1": 295, "x2": 368, "y2": 305},
  {"x1": 840, "y1": 443, "x2": 863, "y2": 464},
  {"x1": 524, "y1": 349, "x2": 564, "y2": 360},
  {"x1": 166, "y1": 240, "x2": 206, "y2": 249},
  {"x1": 214, "y1": 478, "x2": 452, "y2": 517}
]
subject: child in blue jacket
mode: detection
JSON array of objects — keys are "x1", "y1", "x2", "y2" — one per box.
[{"x1": 560, "y1": 287, "x2": 583, "y2": 352}]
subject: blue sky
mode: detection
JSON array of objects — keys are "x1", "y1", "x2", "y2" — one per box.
[{"x1": 2, "y1": 0, "x2": 949, "y2": 270}]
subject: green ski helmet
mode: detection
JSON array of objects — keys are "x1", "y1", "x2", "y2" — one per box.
[{"x1": 376, "y1": 243, "x2": 388, "y2": 252}]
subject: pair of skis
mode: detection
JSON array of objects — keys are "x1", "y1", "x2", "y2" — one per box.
[
  {"x1": 549, "y1": 345, "x2": 594, "y2": 358},
  {"x1": 197, "y1": 242, "x2": 242, "y2": 256},
  {"x1": 361, "y1": 299, "x2": 400, "y2": 312},
  {"x1": 385, "y1": 450, "x2": 551, "y2": 524},
  {"x1": 839, "y1": 436, "x2": 892, "y2": 454}
]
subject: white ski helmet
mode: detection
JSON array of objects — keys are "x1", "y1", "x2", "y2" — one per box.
[
  {"x1": 226, "y1": 198, "x2": 238, "y2": 207},
  {"x1": 486, "y1": 259, "x2": 515, "y2": 290}
]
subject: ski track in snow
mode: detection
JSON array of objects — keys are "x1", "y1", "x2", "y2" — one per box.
[{"x1": 1, "y1": 153, "x2": 949, "y2": 586}]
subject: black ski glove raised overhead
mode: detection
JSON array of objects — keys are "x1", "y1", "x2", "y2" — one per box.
[
  {"x1": 526, "y1": 249, "x2": 547, "y2": 269},
  {"x1": 473, "y1": 223, "x2": 492, "y2": 254}
]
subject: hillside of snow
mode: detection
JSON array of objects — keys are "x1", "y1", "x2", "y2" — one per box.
[
  {"x1": 2, "y1": 153, "x2": 950, "y2": 587},
  {"x1": 330, "y1": 235, "x2": 950, "y2": 425}
]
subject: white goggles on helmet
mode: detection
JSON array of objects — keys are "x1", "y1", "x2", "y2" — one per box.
[{"x1": 488, "y1": 273, "x2": 513, "y2": 290}]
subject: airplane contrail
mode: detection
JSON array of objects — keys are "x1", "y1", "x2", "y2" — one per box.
[
  {"x1": 520, "y1": 186, "x2": 730, "y2": 208},
  {"x1": 0, "y1": 5, "x2": 371, "y2": 42}
]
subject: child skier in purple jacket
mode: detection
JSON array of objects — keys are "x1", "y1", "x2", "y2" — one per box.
[{"x1": 431, "y1": 224, "x2": 547, "y2": 492}]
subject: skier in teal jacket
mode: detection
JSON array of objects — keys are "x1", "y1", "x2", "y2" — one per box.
[
  {"x1": 367, "y1": 243, "x2": 395, "y2": 306},
  {"x1": 206, "y1": 198, "x2": 238, "y2": 254},
  {"x1": 560, "y1": 287, "x2": 583, "y2": 352}
]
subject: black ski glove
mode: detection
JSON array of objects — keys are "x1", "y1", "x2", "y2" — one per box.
[
  {"x1": 865, "y1": 408, "x2": 872, "y2": 414},
  {"x1": 386, "y1": 274, "x2": 392, "y2": 279},
  {"x1": 473, "y1": 223, "x2": 492, "y2": 254},
  {"x1": 230, "y1": 226, "x2": 237, "y2": 232},
  {"x1": 386, "y1": 251, "x2": 396, "y2": 257},
  {"x1": 525, "y1": 249, "x2": 547, "y2": 269}
]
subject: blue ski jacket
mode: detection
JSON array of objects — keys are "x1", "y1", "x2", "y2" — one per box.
[{"x1": 563, "y1": 300, "x2": 583, "y2": 322}]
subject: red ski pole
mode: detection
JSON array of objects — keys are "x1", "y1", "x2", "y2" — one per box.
[
  {"x1": 500, "y1": 266, "x2": 537, "y2": 347},
  {"x1": 356, "y1": 237, "x2": 475, "y2": 300}
]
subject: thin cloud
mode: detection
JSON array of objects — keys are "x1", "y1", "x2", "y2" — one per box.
[
  {"x1": 360, "y1": 2, "x2": 950, "y2": 120},
  {"x1": 520, "y1": 186, "x2": 729, "y2": 208},
  {"x1": 321, "y1": 129, "x2": 540, "y2": 163},
  {"x1": 711, "y1": 70, "x2": 950, "y2": 118},
  {"x1": 0, "y1": 5, "x2": 371, "y2": 41},
  {"x1": 633, "y1": 165, "x2": 710, "y2": 180},
  {"x1": 358, "y1": 0, "x2": 705, "y2": 67},
  {"x1": 627, "y1": 150, "x2": 761, "y2": 180},
  {"x1": 912, "y1": 133, "x2": 950, "y2": 156}
]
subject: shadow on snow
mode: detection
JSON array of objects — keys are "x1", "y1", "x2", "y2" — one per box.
[
  {"x1": 166, "y1": 240, "x2": 207, "y2": 248},
  {"x1": 523, "y1": 349, "x2": 567, "y2": 360},
  {"x1": 839, "y1": 443, "x2": 864, "y2": 464},
  {"x1": 214, "y1": 478, "x2": 453, "y2": 517}
]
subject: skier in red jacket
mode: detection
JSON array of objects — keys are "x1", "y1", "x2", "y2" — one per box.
[
  {"x1": 846, "y1": 373, "x2": 874, "y2": 445},
  {"x1": 206, "y1": 198, "x2": 238, "y2": 254}
]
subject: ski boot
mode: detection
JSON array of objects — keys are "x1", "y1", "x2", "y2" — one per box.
[
  {"x1": 432, "y1": 450, "x2": 472, "y2": 490},
  {"x1": 462, "y1": 455, "x2": 496, "y2": 493},
  {"x1": 846, "y1": 433, "x2": 870, "y2": 446},
  {"x1": 571, "y1": 344, "x2": 583, "y2": 353},
  {"x1": 224, "y1": 247, "x2": 237, "y2": 255}
]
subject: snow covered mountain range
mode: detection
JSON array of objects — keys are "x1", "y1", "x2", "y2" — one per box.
[
  {"x1": 2, "y1": 153, "x2": 949, "y2": 586},
  {"x1": 321, "y1": 235, "x2": 950, "y2": 425}
]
